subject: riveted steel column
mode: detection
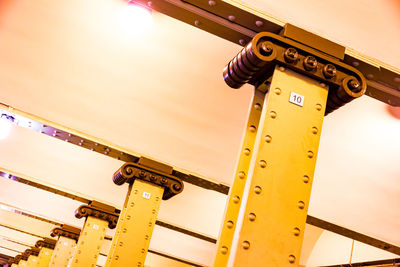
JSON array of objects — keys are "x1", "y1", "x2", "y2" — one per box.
[
  {"x1": 26, "y1": 255, "x2": 38, "y2": 267},
  {"x1": 49, "y1": 236, "x2": 76, "y2": 267},
  {"x1": 105, "y1": 179, "x2": 164, "y2": 267},
  {"x1": 228, "y1": 66, "x2": 328, "y2": 266},
  {"x1": 70, "y1": 216, "x2": 108, "y2": 267},
  {"x1": 18, "y1": 260, "x2": 28, "y2": 267},
  {"x1": 214, "y1": 89, "x2": 265, "y2": 266},
  {"x1": 36, "y1": 248, "x2": 53, "y2": 267}
]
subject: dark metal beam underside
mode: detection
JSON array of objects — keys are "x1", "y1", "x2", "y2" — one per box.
[{"x1": 135, "y1": 0, "x2": 400, "y2": 106}]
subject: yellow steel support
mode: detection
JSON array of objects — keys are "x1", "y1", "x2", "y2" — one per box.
[
  {"x1": 26, "y1": 255, "x2": 38, "y2": 267},
  {"x1": 70, "y1": 216, "x2": 108, "y2": 267},
  {"x1": 36, "y1": 248, "x2": 53, "y2": 267},
  {"x1": 49, "y1": 236, "x2": 76, "y2": 267},
  {"x1": 227, "y1": 66, "x2": 328, "y2": 267},
  {"x1": 106, "y1": 179, "x2": 164, "y2": 267},
  {"x1": 18, "y1": 260, "x2": 27, "y2": 267},
  {"x1": 11, "y1": 264, "x2": 18, "y2": 267},
  {"x1": 214, "y1": 89, "x2": 264, "y2": 266}
]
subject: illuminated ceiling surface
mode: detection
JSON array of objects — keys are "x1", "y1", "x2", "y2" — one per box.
[{"x1": 0, "y1": 0, "x2": 399, "y2": 266}]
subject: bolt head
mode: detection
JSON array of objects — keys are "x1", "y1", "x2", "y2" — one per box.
[
  {"x1": 259, "y1": 42, "x2": 273, "y2": 56},
  {"x1": 248, "y1": 213, "x2": 256, "y2": 221},
  {"x1": 303, "y1": 56, "x2": 318, "y2": 71},
  {"x1": 226, "y1": 221, "x2": 234, "y2": 229},
  {"x1": 254, "y1": 186, "x2": 262, "y2": 194},
  {"x1": 288, "y1": 255, "x2": 296, "y2": 263},
  {"x1": 220, "y1": 246, "x2": 228, "y2": 254},
  {"x1": 298, "y1": 201, "x2": 305, "y2": 209},
  {"x1": 259, "y1": 160, "x2": 267, "y2": 168},
  {"x1": 284, "y1": 48, "x2": 298, "y2": 63},
  {"x1": 323, "y1": 64, "x2": 337, "y2": 79},
  {"x1": 238, "y1": 171, "x2": 246, "y2": 179},
  {"x1": 242, "y1": 241, "x2": 250, "y2": 249}
]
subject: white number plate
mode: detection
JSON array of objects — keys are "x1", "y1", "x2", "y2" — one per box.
[
  {"x1": 142, "y1": 192, "x2": 151, "y2": 199},
  {"x1": 289, "y1": 92, "x2": 304, "y2": 107}
]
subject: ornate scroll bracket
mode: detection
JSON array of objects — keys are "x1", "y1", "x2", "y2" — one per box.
[
  {"x1": 112, "y1": 157, "x2": 184, "y2": 200},
  {"x1": 35, "y1": 238, "x2": 57, "y2": 250},
  {"x1": 50, "y1": 225, "x2": 81, "y2": 242},
  {"x1": 75, "y1": 201, "x2": 119, "y2": 229}
]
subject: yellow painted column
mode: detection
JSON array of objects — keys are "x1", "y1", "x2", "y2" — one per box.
[
  {"x1": 49, "y1": 236, "x2": 76, "y2": 267},
  {"x1": 36, "y1": 247, "x2": 53, "y2": 267},
  {"x1": 214, "y1": 89, "x2": 265, "y2": 266},
  {"x1": 26, "y1": 255, "x2": 38, "y2": 267},
  {"x1": 105, "y1": 179, "x2": 164, "y2": 267},
  {"x1": 70, "y1": 216, "x2": 108, "y2": 267},
  {"x1": 228, "y1": 67, "x2": 328, "y2": 267},
  {"x1": 18, "y1": 260, "x2": 27, "y2": 267}
]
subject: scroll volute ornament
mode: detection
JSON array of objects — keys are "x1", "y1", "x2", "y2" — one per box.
[{"x1": 74, "y1": 201, "x2": 119, "y2": 229}]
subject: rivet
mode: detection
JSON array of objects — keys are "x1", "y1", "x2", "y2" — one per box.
[
  {"x1": 270, "y1": 111, "x2": 277, "y2": 118},
  {"x1": 366, "y1": 73, "x2": 374, "y2": 80},
  {"x1": 264, "y1": 135, "x2": 272, "y2": 143},
  {"x1": 248, "y1": 213, "x2": 256, "y2": 221},
  {"x1": 239, "y1": 39, "x2": 245, "y2": 45},
  {"x1": 298, "y1": 201, "x2": 305, "y2": 209},
  {"x1": 254, "y1": 103, "x2": 262, "y2": 110},
  {"x1": 228, "y1": 15, "x2": 235, "y2": 21},
  {"x1": 194, "y1": 20, "x2": 200, "y2": 26},
  {"x1": 221, "y1": 246, "x2": 228, "y2": 254},
  {"x1": 227, "y1": 221, "x2": 234, "y2": 229},
  {"x1": 307, "y1": 151, "x2": 314, "y2": 158},
  {"x1": 303, "y1": 175, "x2": 309, "y2": 183},
  {"x1": 279, "y1": 66, "x2": 285, "y2": 72},
  {"x1": 242, "y1": 241, "x2": 250, "y2": 249},
  {"x1": 254, "y1": 186, "x2": 262, "y2": 194},
  {"x1": 352, "y1": 61, "x2": 360, "y2": 67},
  {"x1": 259, "y1": 160, "x2": 267, "y2": 168},
  {"x1": 274, "y1": 88, "x2": 281, "y2": 95},
  {"x1": 249, "y1": 125, "x2": 256, "y2": 132},
  {"x1": 238, "y1": 171, "x2": 246, "y2": 179},
  {"x1": 394, "y1": 77, "x2": 400, "y2": 83},
  {"x1": 320, "y1": 83, "x2": 326, "y2": 88},
  {"x1": 208, "y1": 0, "x2": 216, "y2": 6},
  {"x1": 293, "y1": 227, "x2": 300, "y2": 236},
  {"x1": 243, "y1": 148, "x2": 251, "y2": 156},
  {"x1": 288, "y1": 255, "x2": 296, "y2": 263},
  {"x1": 255, "y1": 20, "x2": 263, "y2": 27},
  {"x1": 232, "y1": 196, "x2": 240, "y2": 204},
  {"x1": 311, "y1": 127, "x2": 318, "y2": 134},
  {"x1": 315, "y1": 104, "x2": 322, "y2": 111}
]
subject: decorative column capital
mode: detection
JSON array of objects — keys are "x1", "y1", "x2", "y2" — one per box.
[
  {"x1": 112, "y1": 157, "x2": 184, "y2": 200},
  {"x1": 35, "y1": 238, "x2": 57, "y2": 249},
  {"x1": 75, "y1": 201, "x2": 119, "y2": 229},
  {"x1": 23, "y1": 247, "x2": 40, "y2": 257},
  {"x1": 50, "y1": 225, "x2": 80, "y2": 241},
  {"x1": 13, "y1": 255, "x2": 22, "y2": 264}
]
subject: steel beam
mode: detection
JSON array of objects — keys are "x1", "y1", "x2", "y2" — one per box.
[{"x1": 130, "y1": 0, "x2": 400, "y2": 106}]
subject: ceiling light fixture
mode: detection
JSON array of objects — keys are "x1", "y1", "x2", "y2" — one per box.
[{"x1": 118, "y1": 1, "x2": 153, "y2": 36}]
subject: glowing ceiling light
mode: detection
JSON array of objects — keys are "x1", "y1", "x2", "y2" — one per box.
[
  {"x1": 118, "y1": 2, "x2": 153, "y2": 36},
  {"x1": 0, "y1": 114, "x2": 13, "y2": 140}
]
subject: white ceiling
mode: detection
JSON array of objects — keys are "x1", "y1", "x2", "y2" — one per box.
[{"x1": 0, "y1": 0, "x2": 399, "y2": 266}]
